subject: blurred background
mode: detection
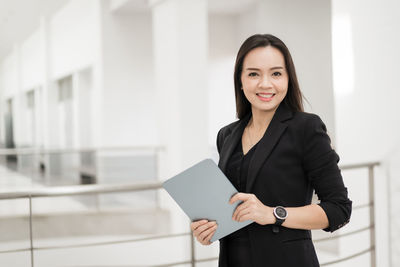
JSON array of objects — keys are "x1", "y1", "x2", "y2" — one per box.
[{"x1": 0, "y1": 0, "x2": 399, "y2": 266}]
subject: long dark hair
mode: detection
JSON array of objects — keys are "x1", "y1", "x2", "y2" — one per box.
[{"x1": 234, "y1": 34, "x2": 304, "y2": 119}]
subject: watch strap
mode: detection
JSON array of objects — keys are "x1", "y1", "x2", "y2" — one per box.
[{"x1": 274, "y1": 217, "x2": 284, "y2": 226}]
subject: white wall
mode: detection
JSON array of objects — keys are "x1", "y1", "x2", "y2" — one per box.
[
  {"x1": 49, "y1": 0, "x2": 99, "y2": 80},
  {"x1": 20, "y1": 29, "x2": 45, "y2": 91},
  {"x1": 0, "y1": 72, "x2": 2, "y2": 144},
  {"x1": 0, "y1": 0, "x2": 159, "y2": 149},
  {"x1": 19, "y1": 29, "x2": 45, "y2": 146},
  {"x1": 0, "y1": 0, "x2": 103, "y2": 148},
  {"x1": 332, "y1": 0, "x2": 400, "y2": 266},
  {"x1": 0, "y1": 49, "x2": 24, "y2": 146},
  {"x1": 101, "y1": 4, "x2": 157, "y2": 147},
  {"x1": 208, "y1": 14, "x2": 238, "y2": 146},
  {"x1": 48, "y1": 0, "x2": 101, "y2": 148},
  {"x1": 0, "y1": 52, "x2": 18, "y2": 101},
  {"x1": 333, "y1": 0, "x2": 400, "y2": 163}
]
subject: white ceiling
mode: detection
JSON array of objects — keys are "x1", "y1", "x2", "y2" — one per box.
[
  {"x1": 0, "y1": 0, "x2": 68, "y2": 60},
  {"x1": 0, "y1": 0, "x2": 255, "y2": 61},
  {"x1": 208, "y1": 0, "x2": 256, "y2": 14},
  {"x1": 112, "y1": 0, "x2": 256, "y2": 14}
]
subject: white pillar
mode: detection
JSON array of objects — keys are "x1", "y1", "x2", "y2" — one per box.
[
  {"x1": 72, "y1": 72, "x2": 80, "y2": 148},
  {"x1": 40, "y1": 16, "x2": 56, "y2": 149},
  {"x1": 12, "y1": 44, "x2": 23, "y2": 147},
  {"x1": 152, "y1": 0, "x2": 209, "y2": 177},
  {"x1": 151, "y1": 0, "x2": 209, "y2": 231}
]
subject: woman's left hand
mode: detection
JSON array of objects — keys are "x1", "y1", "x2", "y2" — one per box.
[{"x1": 230, "y1": 193, "x2": 274, "y2": 225}]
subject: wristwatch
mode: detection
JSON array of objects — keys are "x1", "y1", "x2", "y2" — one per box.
[{"x1": 273, "y1": 206, "x2": 288, "y2": 226}]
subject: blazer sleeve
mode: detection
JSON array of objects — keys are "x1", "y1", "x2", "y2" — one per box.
[
  {"x1": 302, "y1": 114, "x2": 352, "y2": 232},
  {"x1": 216, "y1": 128, "x2": 223, "y2": 154},
  {"x1": 217, "y1": 126, "x2": 230, "y2": 154}
]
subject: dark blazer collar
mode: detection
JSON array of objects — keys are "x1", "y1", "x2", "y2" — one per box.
[
  {"x1": 218, "y1": 112, "x2": 251, "y2": 172},
  {"x1": 246, "y1": 103, "x2": 292, "y2": 191},
  {"x1": 218, "y1": 103, "x2": 293, "y2": 192}
]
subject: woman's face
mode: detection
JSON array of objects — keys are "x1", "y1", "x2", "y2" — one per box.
[{"x1": 241, "y1": 46, "x2": 289, "y2": 114}]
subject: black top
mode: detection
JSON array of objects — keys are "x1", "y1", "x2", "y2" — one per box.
[
  {"x1": 225, "y1": 138, "x2": 258, "y2": 267},
  {"x1": 226, "y1": 138, "x2": 258, "y2": 193}
]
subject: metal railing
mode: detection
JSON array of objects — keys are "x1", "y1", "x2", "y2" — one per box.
[
  {"x1": 0, "y1": 146, "x2": 165, "y2": 156},
  {"x1": 0, "y1": 154, "x2": 380, "y2": 267}
]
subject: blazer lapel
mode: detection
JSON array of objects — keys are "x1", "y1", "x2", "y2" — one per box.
[
  {"x1": 246, "y1": 104, "x2": 293, "y2": 192},
  {"x1": 218, "y1": 113, "x2": 251, "y2": 173}
]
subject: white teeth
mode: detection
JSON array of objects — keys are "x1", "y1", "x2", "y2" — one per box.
[{"x1": 258, "y1": 93, "x2": 274, "y2": 98}]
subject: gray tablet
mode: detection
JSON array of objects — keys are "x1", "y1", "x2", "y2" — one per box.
[{"x1": 162, "y1": 158, "x2": 253, "y2": 242}]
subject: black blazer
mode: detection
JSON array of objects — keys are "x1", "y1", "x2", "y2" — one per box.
[{"x1": 216, "y1": 103, "x2": 352, "y2": 267}]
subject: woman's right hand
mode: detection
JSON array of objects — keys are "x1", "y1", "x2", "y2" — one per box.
[{"x1": 190, "y1": 220, "x2": 218, "y2": 245}]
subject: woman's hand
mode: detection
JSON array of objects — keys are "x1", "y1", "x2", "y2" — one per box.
[
  {"x1": 190, "y1": 220, "x2": 218, "y2": 245},
  {"x1": 230, "y1": 193, "x2": 274, "y2": 225}
]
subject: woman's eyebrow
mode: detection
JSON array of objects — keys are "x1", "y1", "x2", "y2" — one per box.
[
  {"x1": 245, "y1": 66, "x2": 284, "y2": 71},
  {"x1": 270, "y1": 66, "x2": 284, "y2": 70}
]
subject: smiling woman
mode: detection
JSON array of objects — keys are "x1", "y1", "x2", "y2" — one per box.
[{"x1": 190, "y1": 34, "x2": 352, "y2": 267}]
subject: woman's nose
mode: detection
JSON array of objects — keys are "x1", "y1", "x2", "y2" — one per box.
[{"x1": 258, "y1": 75, "x2": 272, "y2": 88}]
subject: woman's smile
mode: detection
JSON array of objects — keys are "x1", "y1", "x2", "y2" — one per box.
[{"x1": 256, "y1": 93, "x2": 275, "y2": 102}]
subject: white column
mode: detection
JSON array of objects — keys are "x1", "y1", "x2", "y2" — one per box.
[
  {"x1": 12, "y1": 44, "x2": 23, "y2": 147},
  {"x1": 152, "y1": 0, "x2": 209, "y2": 178},
  {"x1": 92, "y1": 0, "x2": 103, "y2": 148},
  {"x1": 72, "y1": 72, "x2": 80, "y2": 148},
  {"x1": 0, "y1": 74, "x2": 3, "y2": 145},
  {"x1": 40, "y1": 16, "x2": 54, "y2": 148},
  {"x1": 151, "y1": 0, "x2": 209, "y2": 229}
]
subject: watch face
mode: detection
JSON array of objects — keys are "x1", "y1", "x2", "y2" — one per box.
[{"x1": 275, "y1": 206, "x2": 287, "y2": 219}]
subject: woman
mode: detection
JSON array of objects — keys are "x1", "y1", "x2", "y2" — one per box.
[{"x1": 190, "y1": 34, "x2": 352, "y2": 267}]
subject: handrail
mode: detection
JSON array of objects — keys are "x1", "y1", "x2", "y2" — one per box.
[
  {"x1": 0, "y1": 181, "x2": 163, "y2": 200},
  {"x1": 340, "y1": 161, "x2": 380, "y2": 170},
  {"x1": 0, "y1": 146, "x2": 165, "y2": 156},
  {"x1": 0, "y1": 162, "x2": 379, "y2": 199},
  {"x1": 0, "y1": 232, "x2": 189, "y2": 254},
  {"x1": 314, "y1": 225, "x2": 372, "y2": 243},
  {"x1": 320, "y1": 247, "x2": 374, "y2": 266}
]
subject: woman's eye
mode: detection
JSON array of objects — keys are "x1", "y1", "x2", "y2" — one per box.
[
  {"x1": 272, "y1": 72, "x2": 282, "y2": 77},
  {"x1": 248, "y1": 72, "x2": 258, "y2": 77}
]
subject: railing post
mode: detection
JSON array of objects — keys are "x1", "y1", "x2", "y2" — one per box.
[
  {"x1": 155, "y1": 149, "x2": 161, "y2": 210},
  {"x1": 29, "y1": 195, "x2": 34, "y2": 267},
  {"x1": 190, "y1": 232, "x2": 195, "y2": 267},
  {"x1": 368, "y1": 165, "x2": 376, "y2": 267}
]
